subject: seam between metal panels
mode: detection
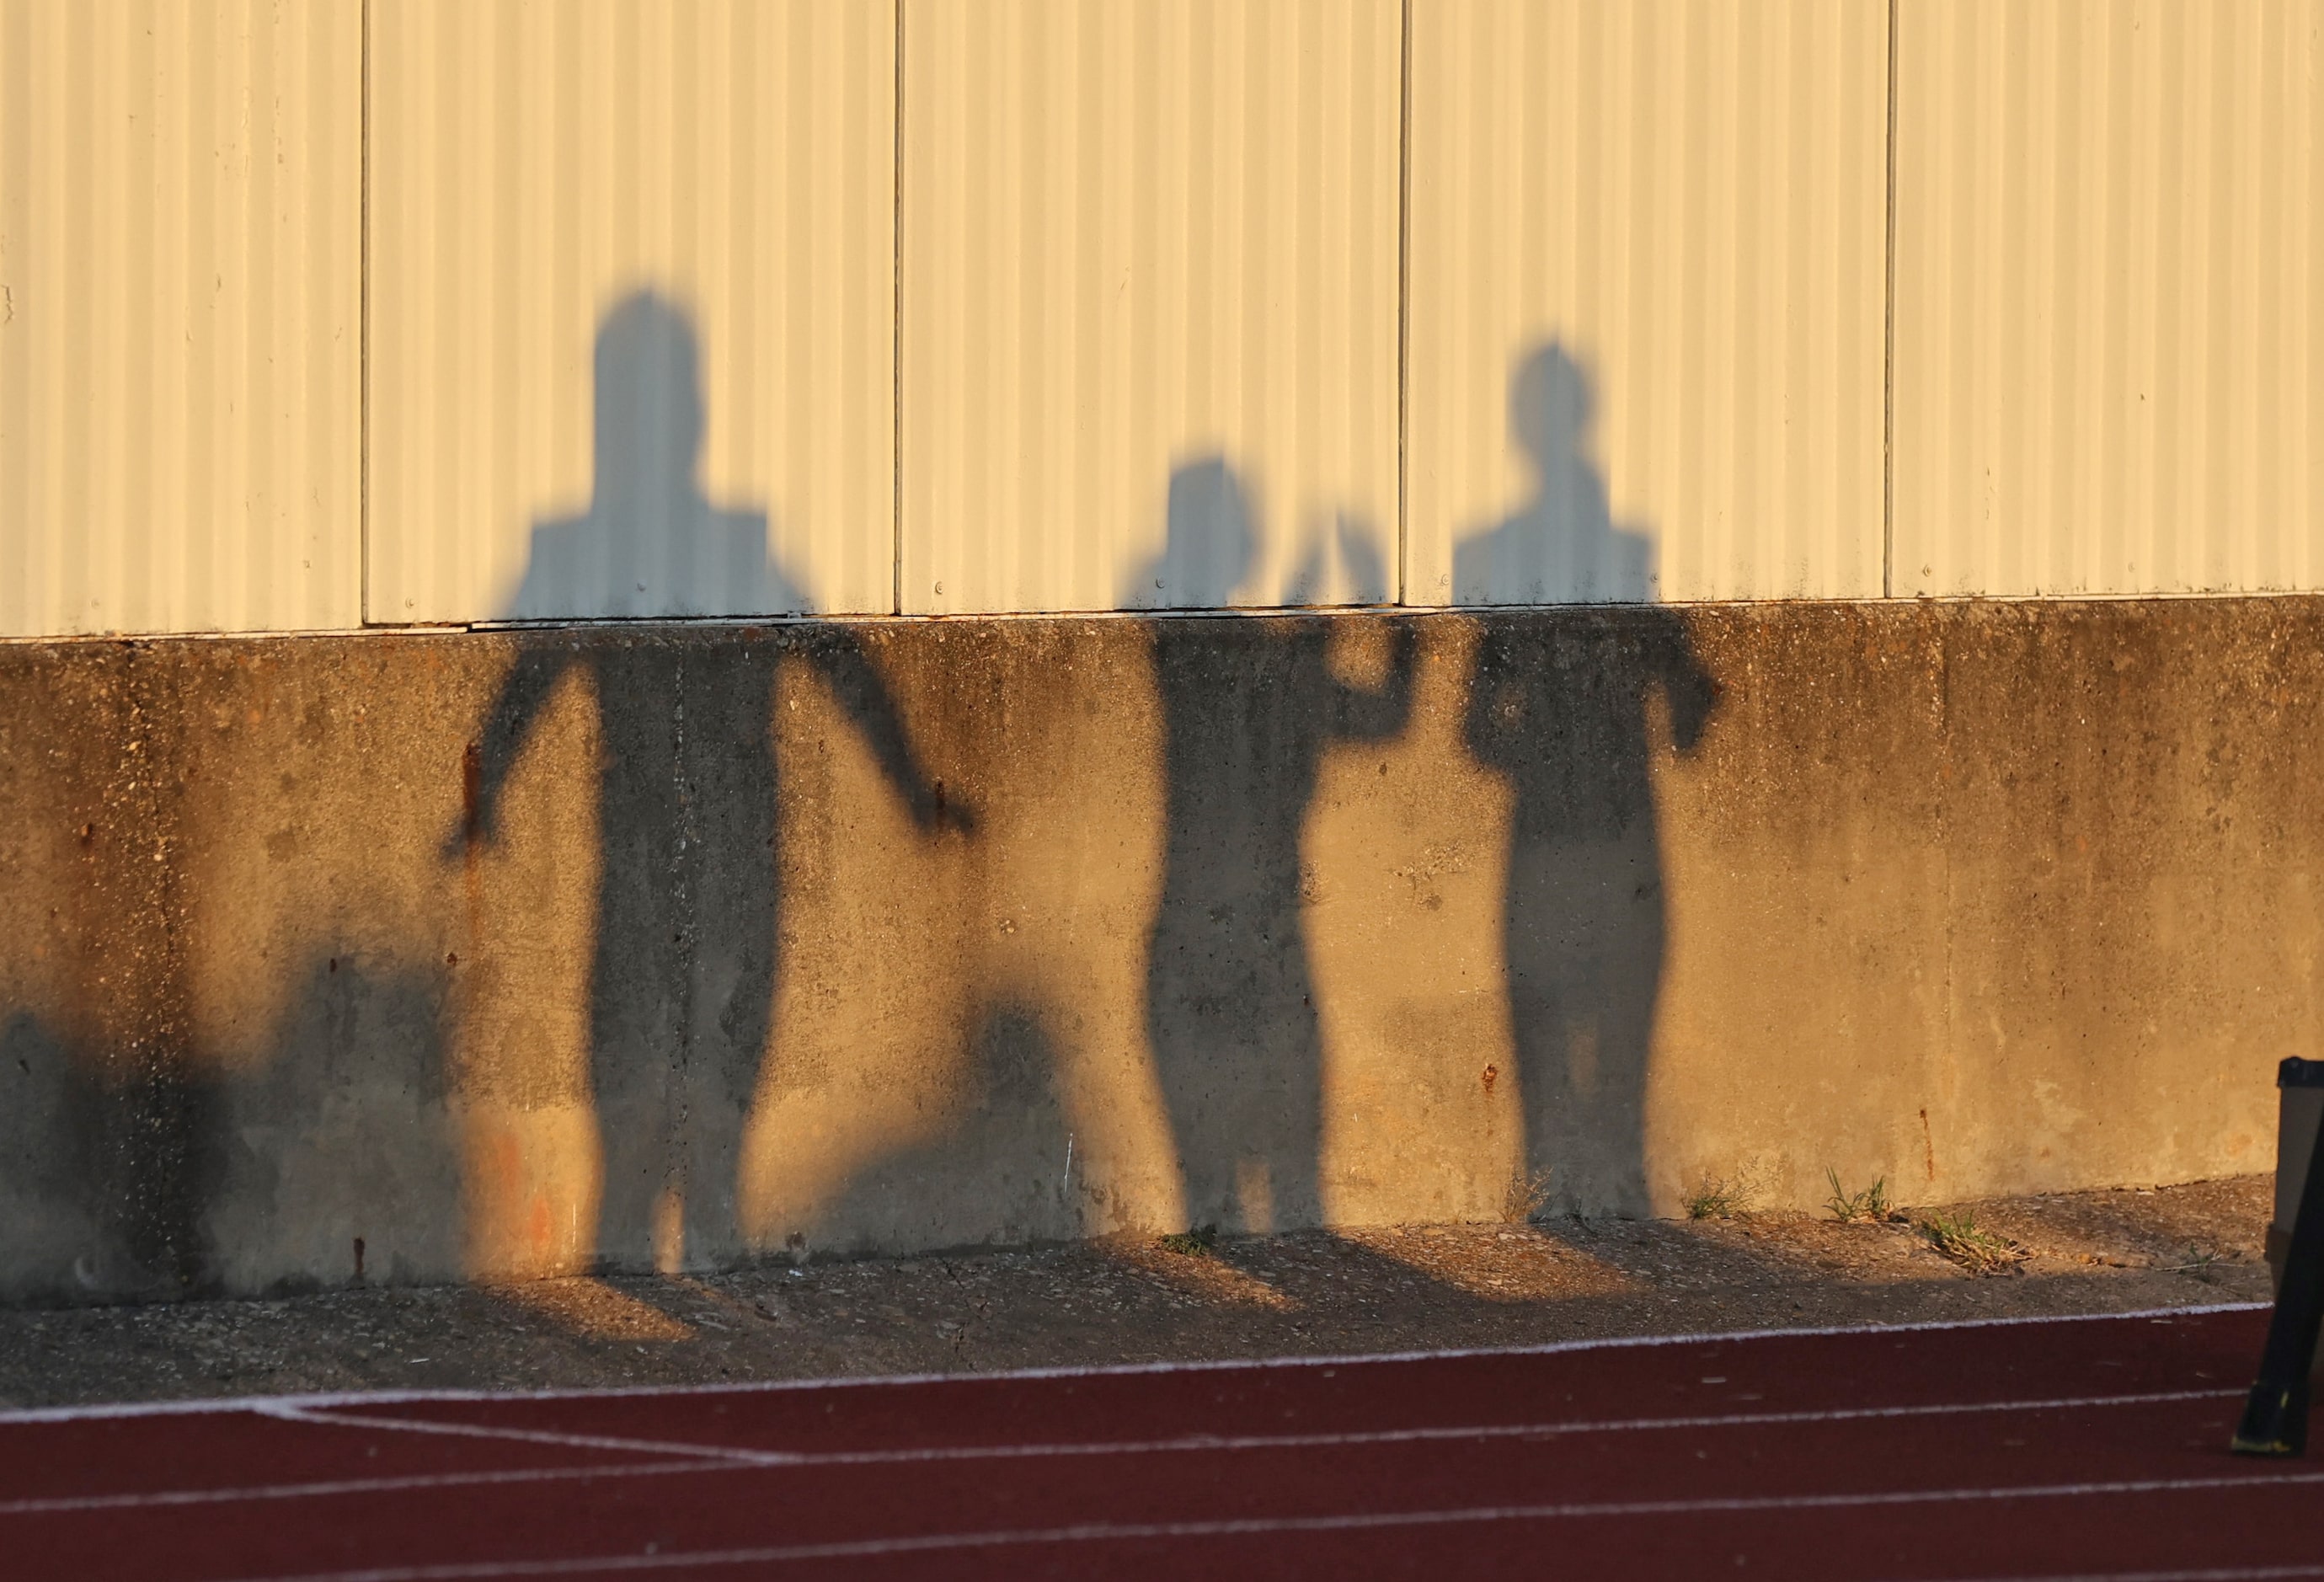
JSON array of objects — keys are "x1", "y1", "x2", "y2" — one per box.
[
  {"x1": 1396, "y1": 0, "x2": 1413, "y2": 607},
  {"x1": 891, "y1": 0, "x2": 905, "y2": 617},
  {"x1": 360, "y1": 0, "x2": 372, "y2": 625},
  {"x1": 1882, "y1": 0, "x2": 1899, "y2": 600}
]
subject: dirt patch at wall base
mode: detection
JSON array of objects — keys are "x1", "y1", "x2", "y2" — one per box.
[{"x1": 0, "y1": 1174, "x2": 2273, "y2": 1411}]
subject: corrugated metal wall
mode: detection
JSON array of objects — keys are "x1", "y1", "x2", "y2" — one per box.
[
  {"x1": 1407, "y1": 0, "x2": 1889, "y2": 605},
  {"x1": 0, "y1": 0, "x2": 361, "y2": 636},
  {"x1": 366, "y1": 0, "x2": 897, "y2": 624},
  {"x1": 2, "y1": 1, "x2": 2317, "y2": 634},
  {"x1": 1892, "y1": 0, "x2": 2323, "y2": 596},
  {"x1": 900, "y1": 0, "x2": 1402, "y2": 615}
]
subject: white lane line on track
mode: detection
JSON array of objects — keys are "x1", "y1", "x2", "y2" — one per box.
[
  {"x1": 1933, "y1": 1561, "x2": 2324, "y2": 1570},
  {"x1": 217, "y1": 1468, "x2": 2324, "y2": 1581},
  {"x1": 251, "y1": 1403, "x2": 772, "y2": 1466},
  {"x1": 0, "y1": 1462, "x2": 724, "y2": 1516},
  {"x1": 0, "y1": 1301, "x2": 2263, "y2": 1424},
  {"x1": 0, "y1": 1388, "x2": 2242, "y2": 1516}
]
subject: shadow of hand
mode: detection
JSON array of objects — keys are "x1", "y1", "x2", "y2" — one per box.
[
  {"x1": 939, "y1": 803, "x2": 979, "y2": 836},
  {"x1": 1665, "y1": 665, "x2": 1718, "y2": 755},
  {"x1": 437, "y1": 810, "x2": 500, "y2": 863},
  {"x1": 916, "y1": 782, "x2": 979, "y2": 838}
]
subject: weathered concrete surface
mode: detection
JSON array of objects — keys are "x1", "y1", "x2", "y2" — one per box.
[{"x1": 0, "y1": 601, "x2": 2313, "y2": 1300}]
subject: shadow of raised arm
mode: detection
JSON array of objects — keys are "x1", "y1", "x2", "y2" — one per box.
[
  {"x1": 808, "y1": 632, "x2": 976, "y2": 837},
  {"x1": 1332, "y1": 617, "x2": 1419, "y2": 744},
  {"x1": 1653, "y1": 617, "x2": 1717, "y2": 755},
  {"x1": 1460, "y1": 622, "x2": 1526, "y2": 776},
  {"x1": 443, "y1": 645, "x2": 576, "y2": 860}
]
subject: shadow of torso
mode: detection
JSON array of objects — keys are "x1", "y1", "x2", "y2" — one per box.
[
  {"x1": 463, "y1": 293, "x2": 932, "y2": 1272},
  {"x1": 1450, "y1": 345, "x2": 1712, "y2": 1216},
  {"x1": 1457, "y1": 578, "x2": 1711, "y2": 1219},
  {"x1": 1147, "y1": 617, "x2": 1414, "y2": 1232}
]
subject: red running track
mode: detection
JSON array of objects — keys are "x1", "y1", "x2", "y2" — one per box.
[{"x1": 6, "y1": 1304, "x2": 2320, "y2": 1580}]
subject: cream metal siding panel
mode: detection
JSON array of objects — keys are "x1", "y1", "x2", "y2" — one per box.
[
  {"x1": 1892, "y1": 1, "x2": 2324, "y2": 597},
  {"x1": 1406, "y1": 0, "x2": 1889, "y2": 606},
  {"x1": 366, "y1": 1, "x2": 896, "y2": 624},
  {"x1": 0, "y1": 0, "x2": 361, "y2": 637},
  {"x1": 900, "y1": 0, "x2": 1402, "y2": 615}
]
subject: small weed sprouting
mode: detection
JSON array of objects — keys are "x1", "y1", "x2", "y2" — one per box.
[
  {"x1": 1502, "y1": 1167, "x2": 1555, "y2": 1224},
  {"x1": 1920, "y1": 1211, "x2": 2027, "y2": 1275},
  {"x1": 1686, "y1": 1171, "x2": 1752, "y2": 1221},
  {"x1": 1824, "y1": 1168, "x2": 1890, "y2": 1224},
  {"x1": 2161, "y1": 1243, "x2": 2224, "y2": 1280},
  {"x1": 1158, "y1": 1226, "x2": 1218, "y2": 1258}
]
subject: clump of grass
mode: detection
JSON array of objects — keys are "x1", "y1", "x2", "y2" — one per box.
[
  {"x1": 1824, "y1": 1168, "x2": 1891, "y2": 1223},
  {"x1": 1158, "y1": 1225, "x2": 1218, "y2": 1258},
  {"x1": 2161, "y1": 1243, "x2": 2224, "y2": 1280},
  {"x1": 1921, "y1": 1211, "x2": 2027, "y2": 1275},
  {"x1": 1502, "y1": 1167, "x2": 1555, "y2": 1224},
  {"x1": 1686, "y1": 1171, "x2": 1753, "y2": 1221}
]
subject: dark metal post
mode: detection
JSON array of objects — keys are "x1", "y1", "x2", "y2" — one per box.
[{"x1": 2232, "y1": 1057, "x2": 2324, "y2": 1455}]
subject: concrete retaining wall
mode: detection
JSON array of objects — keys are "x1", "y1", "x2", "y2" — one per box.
[{"x1": 1, "y1": 600, "x2": 2314, "y2": 1301}]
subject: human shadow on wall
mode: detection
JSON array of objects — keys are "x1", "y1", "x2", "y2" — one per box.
[
  {"x1": 1138, "y1": 458, "x2": 1416, "y2": 1232},
  {"x1": 206, "y1": 956, "x2": 460, "y2": 1291},
  {"x1": 0, "y1": 1010, "x2": 220, "y2": 1300},
  {"x1": 1452, "y1": 344, "x2": 1657, "y2": 605},
  {"x1": 0, "y1": 672, "x2": 460, "y2": 1301},
  {"x1": 1456, "y1": 344, "x2": 1715, "y2": 1216},
  {"x1": 459, "y1": 291, "x2": 959, "y2": 1274}
]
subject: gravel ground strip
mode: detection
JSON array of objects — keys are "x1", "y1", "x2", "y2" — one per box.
[{"x1": 0, "y1": 1175, "x2": 2273, "y2": 1411}]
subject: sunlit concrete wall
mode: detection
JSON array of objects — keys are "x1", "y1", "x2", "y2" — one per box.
[
  {"x1": 6, "y1": 2, "x2": 2319, "y2": 634},
  {"x1": 2, "y1": 0, "x2": 2319, "y2": 1302},
  {"x1": 0, "y1": 601, "x2": 2309, "y2": 1299}
]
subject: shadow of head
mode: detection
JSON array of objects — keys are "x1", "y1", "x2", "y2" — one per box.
[
  {"x1": 1510, "y1": 342, "x2": 1594, "y2": 486},
  {"x1": 1450, "y1": 338, "x2": 1651, "y2": 603},
  {"x1": 501, "y1": 286, "x2": 788, "y2": 619},
  {"x1": 591, "y1": 289, "x2": 707, "y2": 513},
  {"x1": 1161, "y1": 455, "x2": 1259, "y2": 608}
]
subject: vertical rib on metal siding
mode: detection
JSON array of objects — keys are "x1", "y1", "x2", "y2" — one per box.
[
  {"x1": 1892, "y1": 0, "x2": 2323, "y2": 596},
  {"x1": 0, "y1": 0, "x2": 361, "y2": 637},
  {"x1": 366, "y1": 1, "x2": 897, "y2": 624},
  {"x1": 1405, "y1": 0, "x2": 1889, "y2": 606},
  {"x1": 900, "y1": 0, "x2": 1402, "y2": 616}
]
